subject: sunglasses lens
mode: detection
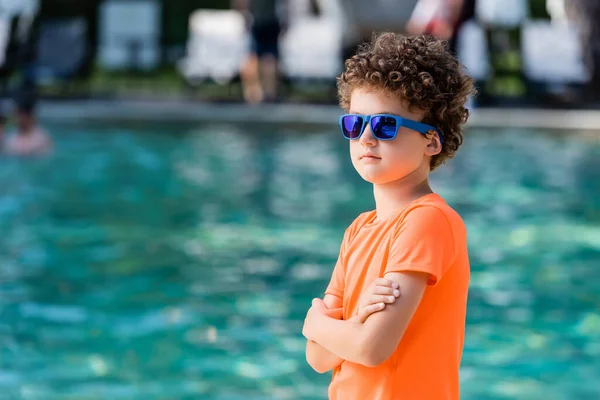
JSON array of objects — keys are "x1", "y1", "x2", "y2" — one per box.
[
  {"x1": 371, "y1": 116, "x2": 398, "y2": 139},
  {"x1": 341, "y1": 115, "x2": 364, "y2": 139}
]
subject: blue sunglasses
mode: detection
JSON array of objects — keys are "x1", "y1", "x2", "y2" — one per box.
[{"x1": 339, "y1": 114, "x2": 444, "y2": 144}]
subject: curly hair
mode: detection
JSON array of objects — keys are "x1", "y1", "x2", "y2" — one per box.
[{"x1": 337, "y1": 33, "x2": 476, "y2": 170}]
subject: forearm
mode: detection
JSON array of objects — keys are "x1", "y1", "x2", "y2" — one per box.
[
  {"x1": 311, "y1": 272, "x2": 428, "y2": 367},
  {"x1": 305, "y1": 340, "x2": 343, "y2": 373},
  {"x1": 308, "y1": 316, "x2": 367, "y2": 365},
  {"x1": 305, "y1": 305, "x2": 344, "y2": 372}
]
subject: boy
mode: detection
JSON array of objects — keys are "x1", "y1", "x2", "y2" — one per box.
[{"x1": 302, "y1": 33, "x2": 475, "y2": 399}]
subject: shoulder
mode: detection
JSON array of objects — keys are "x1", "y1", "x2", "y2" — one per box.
[
  {"x1": 394, "y1": 194, "x2": 467, "y2": 245},
  {"x1": 402, "y1": 194, "x2": 464, "y2": 227},
  {"x1": 349, "y1": 210, "x2": 375, "y2": 231},
  {"x1": 342, "y1": 210, "x2": 375, "y2": 240}
]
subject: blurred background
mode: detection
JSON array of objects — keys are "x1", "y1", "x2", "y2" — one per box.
[{"x1": 0, "y1": 0, "x2": 599, "y2": 399}]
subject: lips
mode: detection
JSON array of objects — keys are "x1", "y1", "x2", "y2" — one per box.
[{"x1": 360, "y1": 153, "x2": 381, "y2": 160}]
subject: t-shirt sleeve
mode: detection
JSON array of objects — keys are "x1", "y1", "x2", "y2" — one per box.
[
  {"x1": 324, "y1": 253, "x2": 345, "y2": 298},
  {"x1": 385, "y1": 205, "x2": 456, "y2": 286},
  {"x1": 324, "y1": 227, "x2": 351, "y2": 298}
]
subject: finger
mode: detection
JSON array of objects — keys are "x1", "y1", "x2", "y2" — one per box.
[
  {"x1": 374, "y1": 278, "x2": 399, "y2": 289},
  {"x1": 374, "y1": 278, "x2": 393, "y2": 286},
  {"x1": 354, "y1": 312, "x2": 368, "y2": 324},
  {"x1": 369, "y1": 294, "x2": 397, "y2": 304},
  {"x1": 373, "y1": 286, "x2": 401, "y2": 297},
  {"x1": 358, "y1": 302, "x2": 385, "y2": 322},
  {"x1": 366, "y1": 302, "x2": 385, "y2": 313}
]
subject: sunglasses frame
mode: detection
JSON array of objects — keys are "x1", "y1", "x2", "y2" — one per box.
[{"x1": 338, "y1": 113, "x2": 444, "y2": 144}]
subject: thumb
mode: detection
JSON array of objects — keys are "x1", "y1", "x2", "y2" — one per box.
[
  {"x1": 312, "y1": 298, "x2": 324, "y2": 307},
  {"x1": 355, "y1": 308, "x2": 368, "y2": 324}
]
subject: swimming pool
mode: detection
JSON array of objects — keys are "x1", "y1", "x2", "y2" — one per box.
[{"x1": 1, "y1": 120, "x2": 599, "y2": 399}]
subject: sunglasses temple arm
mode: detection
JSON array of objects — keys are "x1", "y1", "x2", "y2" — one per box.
[{"x1": 403, "y1": 120, "x2": 444, "y2": 144}]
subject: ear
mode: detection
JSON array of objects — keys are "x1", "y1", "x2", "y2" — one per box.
[{"x1": 424, "y1": 130, "x2": 443, "y2": 157}]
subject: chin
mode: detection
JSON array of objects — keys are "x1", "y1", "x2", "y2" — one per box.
[
  {"x1": 358, "y1": 170, "x2": 396, "y2": 185},
  {"x1": 358, "y1": 165, "x2": 419, "y2": 185}
]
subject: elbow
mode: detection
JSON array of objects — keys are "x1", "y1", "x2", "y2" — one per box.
[
  {"x1": 306, "y1": 353, "x2": 332, "y2": 374},
  {"x1": 305, "y1": 343, "x2": 333, "y2": 374},
  {"x1": 356, "y1": 337, "x2": 393, "y2": 368},
  {"x1": 307, "y1": 359, "x2": 331, "y2": 374}
]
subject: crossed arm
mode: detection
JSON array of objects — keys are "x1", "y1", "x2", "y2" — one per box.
[
  {"x1": 303, "y1": 271, "x2": 429, "y2": 369},
  {"x1": 305, "y1": 295, "x2": 344, "y2": 373}
]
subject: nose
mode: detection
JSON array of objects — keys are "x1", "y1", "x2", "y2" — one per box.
[{"x1": 359, "y1": 123, "x2": 377, "y2": 147}]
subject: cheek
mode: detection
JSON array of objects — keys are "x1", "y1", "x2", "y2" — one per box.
[
  {"x1": 381, "y1": 140, "x2": 425, "y2": 170},
  {"x1": 349, "y1": 141, "x2": 361, "y2": 158},
  {"x1": 349, "y1": 143, "x2": 361, "y2": 170},
  {"x1": 390, "y1": 134, "x2": 425, "y2": 157},
  {"x1": 381, "y1": 139, "x2": 411, "y2": 156}
]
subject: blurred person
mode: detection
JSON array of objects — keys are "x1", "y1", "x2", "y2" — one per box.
[
  {"x1": 0, "y1": 0, "x2": 51, "y2": 155},
  {"x1": 448, "y1": 0, "x2": 476, "y2": 53},
  {"x1": 406, "y1": 0, "x2": 478, "y2": 56},
  {"x1": 406, "y1": 0, "x2": 464, "y2": 41},
  {"x1": 303, "y1": 33, "x2": 475, "y2": 399},
  {"x1": 234, "y1": 0, "x2": 289, "y2": 104},
  {"x1": 4, "y1": 96, "x2": 51, "y2": 156}
]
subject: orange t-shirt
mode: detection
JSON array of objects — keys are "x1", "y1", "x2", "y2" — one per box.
[{"x1": 325, "y1": 193, "x2": 470, "y2": 400}]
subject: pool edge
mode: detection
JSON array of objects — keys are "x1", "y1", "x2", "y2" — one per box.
[{"x1": 37, "y1": 100, "x2": 600, "y2": 131}]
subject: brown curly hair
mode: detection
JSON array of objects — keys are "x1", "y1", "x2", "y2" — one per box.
[{"x1": 338, "y1": 33, "x2": 476, "y2": 170}]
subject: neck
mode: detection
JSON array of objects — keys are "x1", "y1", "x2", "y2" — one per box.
[{"x1": 372, "y1": 166, "x2": 433, "y2": 222}]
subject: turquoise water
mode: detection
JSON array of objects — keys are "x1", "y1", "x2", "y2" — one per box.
[{"x1": 0, "y1": 121, "x2": 599, "y2": 400}]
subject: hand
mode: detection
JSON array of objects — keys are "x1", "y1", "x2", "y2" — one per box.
[
  {"x1": 302, "y1": 298, "x2": 328, "y2": 340},
  {"x1": 349, "y1": 278, "x2": 400, "y2": 324}
]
